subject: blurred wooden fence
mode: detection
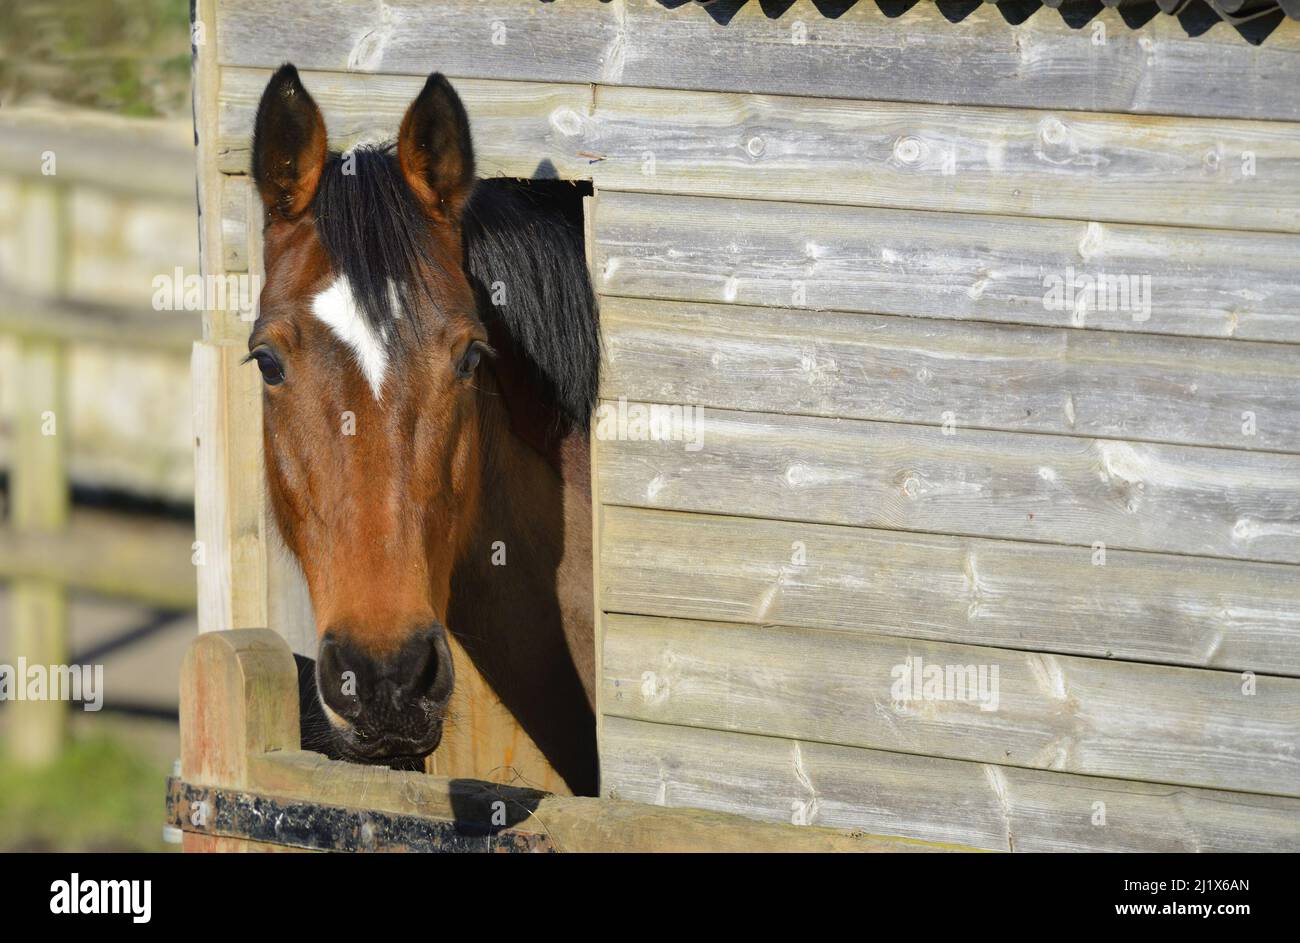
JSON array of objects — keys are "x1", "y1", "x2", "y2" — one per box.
[{"x1": 0, "y1": 107, "x2": 199, "y2": 764}]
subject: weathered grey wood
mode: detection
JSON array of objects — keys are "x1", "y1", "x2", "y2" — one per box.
[
  {"x1": 0, "y1": 106, "x2": 195, "y2": 201},
  {"x1": 217, "y1": 0, "x2": 619, "y2": 81},
  {"x1": 618, "y1": 1, "x2": 1300, "y2": 122},
  {"x1": 215, "y1": 0, "x2": 1300, "y2": 121},
  {"x1": 0, "y1": 288, "x2": 198, "y2": 351},
  {"x1": 221, "y1": 175, "x2": 249, "y2": 273},
  {"x1": 600, "y1": 506, "x2": 1300, "y2": 677},
  {"x1": 217, "y1": 67, "x2": 592, "y2": 179},
  {"x1": 601, "y1": 717, "x2": 1300, "y2": 852},
  {"x1": 602, "y1": 297, "x2": 1300, "y2": 453},
  {"x1": 218, "y1": 68, "x2": 1300, "y2": 233},
  {"x1": 593, "y1": 190, "x2": 1300, "y2": 343},
  {"x1": 601, "y1": 614, "x2": 1300, "y2": 796},
  {"x1": 0, "y1": 509, "x2": 197, "y2": 609},
  {"x1": 583, "y1": 86, "x2": 1300, "y2": 233},
  {"x1": 595, "y1": 403, "x2": 1300, "y2": 564}
]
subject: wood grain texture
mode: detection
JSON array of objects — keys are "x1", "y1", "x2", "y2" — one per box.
[
  {"x1": 217, "y1": 0, "x2": 618, "y2": 80},
  {"x1": 582, "y1": 85, "x2": 1300, "y2": 233},
  {"x1": 180, "y1": 628, "x2": 301, "y2": 790},
  {"x1": 593, "y1": 190, "x2": 1300, "y2": 342},
  {"x1": 601, "y1": 717, "x2": 1300, "y2": 852},
  {"x1": 600, "y1": 506, "x2": 1300, "y2": 676},
  {"x1": 616, "y1": 1, "x2": 1300, "y2": 121},
  {"x1": 215, "y1": 0, "x2": 1300, "y2": 121},
  {"x1": 601, "y1": 614, "x2": 1300, "y2": 796},
  {"x1": 221, "y1": 175, "x2": 249, "y2": 273},
  {"x1": 191, "y1": 340, "x2": 268, "y2": 633},
  {"x1": 595, "y1": 402, "x2": 1300, "y2": 564},
  {"x1": 217, "y1": 68, "x2": 1300, "y2": 232},
  {"x1": 601, "y1": 296, "x2": 1300, "y2": 452}
]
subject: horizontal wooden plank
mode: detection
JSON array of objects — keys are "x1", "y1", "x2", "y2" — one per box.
[
  {"x1": 593, "y1": 190, "x2": 1300, "y2": 343},
  {"x1": 0, "y1": 288, "x2": 198, "y2": 351},
  {"x1": 595, "y1": 403, "x2": 1300, "y2": 564},
  {"x1": 217, "y1": 0, "x2": 619, "y2": 81},
  {"x1": 217, "y1": 67, "x2": 593, "y2": 178},
  {"x1": 602, "y1": 297, "x2": 1300, "y2": 452},
  {"x1": 600, "y1": 506, "x2": 1300, "y2": 676},
  {"x1": 601, "y1": 717, "x2": 1300, "y2": 852},
  {"x1": 583, "y1": 86, "x2": 1300, "y2": 233},
  {"x1": 602, "y1": 614, "x2": 1300, "y2": 796},
  {"x1": 216, "y1": 0, "x2": 1300, "y2": 121},
  {"x1": 0, "y1": 509, "x2": 196, "y2": 608},
  {"x1": 219, "y1": 70, "x2": 1300, "y2": 233},
  {"x1": 0, "y1": 106, "x2": 195, "y2": 200},
  {"x1": 618, "y1": 1, "x2": 1300, "y2": 122}
]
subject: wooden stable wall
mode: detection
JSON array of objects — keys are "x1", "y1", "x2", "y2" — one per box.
[{"x1": 199, "y1": 0, "x2": 1300, "y2": 850}]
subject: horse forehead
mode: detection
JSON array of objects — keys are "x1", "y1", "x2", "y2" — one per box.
[{"x1": 310, "y1": 274, "x2": 392, "y2": 401}]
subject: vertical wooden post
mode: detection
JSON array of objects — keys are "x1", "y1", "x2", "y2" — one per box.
[
  {"x1": 583, "y1": 191, "x2": 607, "y2": 794},
  {"x1": 178, "y1": 628, "x2": 300, "y2": 851},
  {"x1": 8, "y1": 182, "x2": 70, "y2": 765}
]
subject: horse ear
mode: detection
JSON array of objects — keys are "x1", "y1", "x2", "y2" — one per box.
[
  {"x1": 397, "y1": 73, "x2": 475, "y2": 223},
  {"x1": 252, "y1": 64, "x2": 327, "y2": 220}
]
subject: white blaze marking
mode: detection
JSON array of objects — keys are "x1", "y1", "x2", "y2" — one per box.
[{"x1": 312, "y1": 276, "x2": 388, "y2": 399}]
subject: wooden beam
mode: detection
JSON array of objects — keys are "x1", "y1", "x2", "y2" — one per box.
[
  {"x1": 0, "y1": 288, "x2": 198, "y2": 352},
  {"x1": 596, "y1": 401, "x2": 1300, "y2": 565},
  {"x1": 0, "y1": 107, "x2": 194, "y2": 201},
  {"x1": 600, "y1": 296, "x2": 1300, "y2": 453},
  {"x1": 592, "y1": 189, "x2": 1300, "y2": 343},
  {"x1": 7, "y1": 182, "x2": 69, "y2": 767},
  {"x1": 599, "y1": 506, "x2": 1300, "y2": 677},
  {"x1": 191, "y1": 340, "x2": 268, "y2": 633},
  {"x1": 179, "y1": 629, "x2": 300, "y2": 787},
  {"x1": 601, "y1": 717, "x2": 1300, "y2": 852},
  {"x1": 0, "y1": 509, "x2": 196, "y2": 609},
  {"x1": 601, "y1": 613, "x2": 1300, "y2": 797}
]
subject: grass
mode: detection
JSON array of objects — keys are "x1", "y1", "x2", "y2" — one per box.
[{"x1": 0, "y1": 734, "x2": 175, "y2": 852}]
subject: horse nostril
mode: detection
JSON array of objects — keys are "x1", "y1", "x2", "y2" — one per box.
[
  {"x1": 316, "y1": 633, "x2": 363, "y2": 721},
  {"x1": 399, "y1": 624, "x2": 453, "y2": 705}
]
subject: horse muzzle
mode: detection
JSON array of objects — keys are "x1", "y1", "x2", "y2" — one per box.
[{"x1": 314, "y1": 622, "x2": 455, "y2": 763}]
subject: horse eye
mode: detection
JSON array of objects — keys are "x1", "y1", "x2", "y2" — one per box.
[
  {"x1": 248, "y1": 349, "x2": 285, "y2": 386},
  {"x1": 455, "y1": 342, "x2": 483, "y2": 380}
]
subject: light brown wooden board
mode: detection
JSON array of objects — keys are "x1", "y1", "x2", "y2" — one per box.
[
  {"x1": 601, "y1": 614, "x2": 1300, "y2": 797},
  {"x1": 592, "y1": 190, "x2": 1300, "y2": 343},
  {"x1": 599, "y1": 505, "x2": 1300, "y2": 677},
  {"x1": 595, "y1": 401, "x2": 1300, "y2": 565},
  {"x1": 601, "y1": 296, "x2": 1300, "y2": 453},
  {"x1": 601, "y1": 716, "x2": 1300, "y2": 852},
  {"x1": 214, "y1": 0, "x2": 1300, "y2": 121}
]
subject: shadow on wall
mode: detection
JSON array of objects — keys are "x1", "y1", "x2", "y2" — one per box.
[{"x1": 661, "y1": 0, "x2": 1291, "y2": 45}]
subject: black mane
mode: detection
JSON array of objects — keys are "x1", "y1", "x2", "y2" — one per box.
[{"x1": 311, "y1": 146, "x2": 600, "y2": 430}]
